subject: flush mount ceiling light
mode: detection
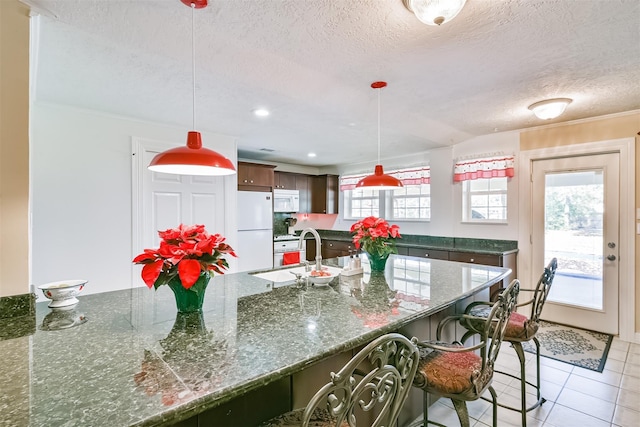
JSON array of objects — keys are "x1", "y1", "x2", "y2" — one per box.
[
  {"x1": 148, "y1": 0, "x2": 235, "y2": 176},
  {"x1": 528, "y1": 98, "x2": 573, "y2": 120},
  {"x1": 356, "y1": 82, "x2": 403, "y2": 191},
  {"x1": 402, "y1": 0, "x2": 467, "y2": 26}
]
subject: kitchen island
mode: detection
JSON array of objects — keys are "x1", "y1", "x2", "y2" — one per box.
[{"x1": 0, "y1": 255, "x2": 510, "y2": 427}]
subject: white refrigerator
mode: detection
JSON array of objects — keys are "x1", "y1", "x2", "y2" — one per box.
[{"x1": 236, "y1": 191, "x2": 273, "y2": 272}]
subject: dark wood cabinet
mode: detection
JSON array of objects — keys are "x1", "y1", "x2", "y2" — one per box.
[
  {"x1": 448, "y1": 251, "x2": 517, "y2": 298},
  {"x1": 407, "y1": 247, "x2": 449, "y2": 260},
  {"x1": 274, "y1": 171, "x2": 297, "y2": 190},
  {"x1": 322, "y1": 239, "x2": 354, "y2": 259},
  {"x1": 311, "y1": 174, "x2": 338, "y2": 214},
  {"x1": 306, "y1": 238, "x2": 354, "y2": 261},
  {"x1": 237, "y1": 162, "x2": 275, "y2": 190},
  {"x1": 295, "y1": 174, "x2": 311, "y2": 213}
]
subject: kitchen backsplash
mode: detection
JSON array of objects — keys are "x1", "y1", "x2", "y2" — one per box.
[
  {"x1": 273, "y1": 213, "x2": 292, "y2": 236},
  {"x1": 291, "y1": 214, "x2": 338, "y2": 233}
]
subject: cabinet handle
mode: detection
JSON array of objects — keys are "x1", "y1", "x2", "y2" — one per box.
[
  {"x1": 425, "y1": 253, "x2": 429, "y2": 257},
  {"x1": 243, "y1": 179, "x2": 248, "y2": 183},
  {"x1": 329, "y1": 243, "x2": 333, "y2": 247},
  {"x1": 470, "y1": 258, "x2": 475, "y2": 262},
  {"x1": 250, "y1": 180, "x2": 254, "y2": 183}
]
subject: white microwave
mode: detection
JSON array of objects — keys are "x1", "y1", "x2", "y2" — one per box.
[{"x1": 273, "y1": 189, "x2": 300, "y2": 213}]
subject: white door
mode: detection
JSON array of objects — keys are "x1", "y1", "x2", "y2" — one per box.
[
  {"x1": 531, "y1": 153, "x2": 619, "y2": 334},
  {"x1": 132, "y1": 139, "x2": 233, "y2": 285}
]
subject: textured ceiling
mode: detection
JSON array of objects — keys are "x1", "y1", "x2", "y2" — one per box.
[{"x1": 30, "y1": 0, "x2": 640, "y2": 167}]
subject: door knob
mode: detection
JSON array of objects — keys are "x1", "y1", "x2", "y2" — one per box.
[
  {"x1": 608, "y1": 242, "x2": 616, "y2": 248},
  {"x1": 607, "y1": 254, "x2": 616, "y2": 261}
]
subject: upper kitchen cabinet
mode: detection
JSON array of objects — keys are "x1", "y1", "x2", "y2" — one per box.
[
  {"x1": 295, "y1": 174, "x2": 311, "y2": 213},
  {"x1": 237, "y1": 162, "x2": 275, "y2": 191},
  {"x1": 273, "y1": 171, "x2": 297, "y2": 190},
  {"x1": 311, "y1": 174, "x2": 339, "y2": 214}
]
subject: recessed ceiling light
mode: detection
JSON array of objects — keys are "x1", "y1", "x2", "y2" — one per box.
[
  {"x1": 307, "y1": 153, "x2": 317, "y2": 158},
  {"x1": 253, "y1": 108, "x2": 270, "y2": 117}
]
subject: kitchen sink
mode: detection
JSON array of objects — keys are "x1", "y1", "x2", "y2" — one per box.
[{"x1": 251, "y1": 265, "x2": 342, "y2": 283}]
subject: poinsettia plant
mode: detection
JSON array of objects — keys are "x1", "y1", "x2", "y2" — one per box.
[
  {"x1": 350, "y1": 216, "x2": 401, "y2": 257},
  {"x1": 133, "y1": 224, "x2": 236, "y2": 290}
]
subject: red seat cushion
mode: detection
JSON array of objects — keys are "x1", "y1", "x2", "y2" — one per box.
[
  {"x1": 418, "y1": 343, "x2": 482, "y2": 394},
  {"x1": 467, "y1": 306, "x2": 538, "y2": 341}
]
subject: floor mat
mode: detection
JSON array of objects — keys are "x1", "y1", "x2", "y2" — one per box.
[{"x1": 522, "y1": 320, "x2": 613, "y2": 372}]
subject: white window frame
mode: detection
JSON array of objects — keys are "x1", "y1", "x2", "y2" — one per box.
[
  {"x1": 341, "y1": 166, "x2": 431, "y2": 221},
  {"x1": 462, "y1": 177, "x2": 508, "y2": 223},
  {"x1": 343, "y1": 184, "x2": 431, "y2": 221},
  {"x1": 343, "y1": 187, "x2": 381, "y2": 219},
  {"x1": 387, "y1": 183, "x2": 431, "y2": 221}
]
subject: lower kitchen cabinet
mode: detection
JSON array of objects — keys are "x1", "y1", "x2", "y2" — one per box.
[
  {"x1": 306, "y1": 239, "x2": 516, "y2": 299},
  {"x1": 406, "y1": 247, "x2": 449, "y2": 260},
  {"x1": 401, "y1": 246, "x2": 516, "y2": 298},
  {"x1": 306, "y1": 238, "x2": 354, "y2": 261},
  {"x1": 449, "y1": 251, "x2": 517, "y2": 298},
  {"x1": 322, "y1": 239, "x2": 354, "y2": 259}
]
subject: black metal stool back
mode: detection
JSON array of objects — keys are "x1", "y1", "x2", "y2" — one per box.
[
  {"x1": 410, "y1": 279, "x2": 520, "y2": 427},
  {"x1": 462, "y1": 258, "x2": 558, "y2": 426},
  {"x1": 260, "y1": 333, "x2": 420, "y2": 427}
]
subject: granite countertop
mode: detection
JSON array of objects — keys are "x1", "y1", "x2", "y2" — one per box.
[
  {"x1": 310, "y1": 230, "x2": 519, "y2": 255},
  {"x1": 0, "y1": 255, "x2": 510, "y2": 427}
]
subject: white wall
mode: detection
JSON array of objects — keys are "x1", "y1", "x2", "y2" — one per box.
[
  {"x1": 331, "y1": 131, "x2": 520, "y2": 240},
  {"x1": 30, "y1": 103, "x2": 237, "y2": 296}
]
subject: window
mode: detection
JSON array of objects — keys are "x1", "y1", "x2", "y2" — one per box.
[
  {"x1": 346, "y1": 187, "x2": 379, "y2": 218},
  {"x1": 341, "y1": 167, "x2": 430, "y2": 220},
  {"x1": 391, "y1": 184, "x2": 430, "y2": 220},
  {"x1": 462, "y1": 177, "x2": 507, "y2": 222}
]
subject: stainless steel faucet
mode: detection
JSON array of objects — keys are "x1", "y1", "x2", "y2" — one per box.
[{"x1": 298, "y1": 228, "x2": 322, "y2": 271}]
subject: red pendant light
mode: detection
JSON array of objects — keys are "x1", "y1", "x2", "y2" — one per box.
[
  {"x1": 148, "y1": 0, "x2": 236, "y2": 176},
  {"x1": 356, "y1": 82, "x2": 403, "y2": 190}
]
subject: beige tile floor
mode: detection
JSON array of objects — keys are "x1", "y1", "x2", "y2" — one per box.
[{"x1": 419, "y1": 337, "x2": 640, "y2": 427}]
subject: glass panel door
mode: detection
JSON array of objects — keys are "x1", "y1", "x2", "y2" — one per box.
[
  {"x1": 531, "y1": 153, "x2": 619, "y2": 334},
  {"x1": 544, "y1": 170, "x2": 604, "y2": 310}
]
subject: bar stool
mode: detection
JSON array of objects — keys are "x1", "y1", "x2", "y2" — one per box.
[
  {"x1": 460, "y1": 258, "x2": 558, "y2": 426},
  {"x1": 258, "y1": 333, "x2": 420, "y2": 427},
  {"x1": 410, "y1": 279, "x2": 520, "y2": 427}
]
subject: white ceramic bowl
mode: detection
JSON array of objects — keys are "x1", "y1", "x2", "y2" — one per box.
[
  {"x1": 307, "y1": 268, "x2": 339, "y2": 285},
  {"x1": 38, "y1": 280, "x2": 88, "y2": 308}
]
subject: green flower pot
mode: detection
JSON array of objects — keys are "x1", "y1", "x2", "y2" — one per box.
[
  {"x1": 167, "y1": 272, "x2": 210, "y2": 313},
  {"x1": 366, "y1": 251, "x2": 390, "y2": 272}
]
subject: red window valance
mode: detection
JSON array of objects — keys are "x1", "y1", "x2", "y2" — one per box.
[
  {"x1": 339, "y1": 167, "x2": 431, "y2": 191},
  {"x1": 453, "y1": 156, "x2": 515, "y2": 182}
]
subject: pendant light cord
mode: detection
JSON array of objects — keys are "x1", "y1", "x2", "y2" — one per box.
[
  {"x1": 191, "y1": 3, "x2": 196, "y2": 130},
  {"x1": 377, "y1": 87, "x2": 381, "y2": 164}
]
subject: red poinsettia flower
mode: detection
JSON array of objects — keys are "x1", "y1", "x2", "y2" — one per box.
[
  {"x1": 132, "y1": 224, "x2": 236, "y2": 291},
  {"x1": 350, "y1": 216, "x2": 401, "y2": 257}
]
